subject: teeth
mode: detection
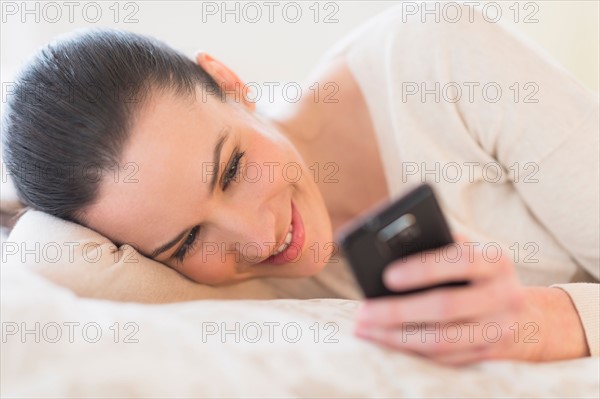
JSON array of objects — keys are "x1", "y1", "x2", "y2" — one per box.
[{"x1": 272, "y1": 224, "x2": 294, "y2": 256}]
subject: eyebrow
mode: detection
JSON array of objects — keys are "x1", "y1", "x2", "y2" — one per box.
[{"x1": 149, "y1": 131, "x2": 229, "y2": 259}]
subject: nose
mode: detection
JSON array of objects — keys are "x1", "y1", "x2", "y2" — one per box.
[{"x1": 210, "y1": 202, "x2": 280, "y2": 262}]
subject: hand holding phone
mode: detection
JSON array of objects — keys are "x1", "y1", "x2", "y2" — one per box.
[{"x1": 336, "y1": 184, "x2": 469, "y2": 298}]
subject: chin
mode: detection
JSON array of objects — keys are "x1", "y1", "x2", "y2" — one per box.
[
  {"x1": 291, "y1": 227, "x2": 335, "y2": 278},
  {"x1": 284, "y1": 257, "x2": 329, "y2": 278}
]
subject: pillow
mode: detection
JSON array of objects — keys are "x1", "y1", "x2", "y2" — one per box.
[{"x1": 4, "y1": 210, "x2": 361, "y2": 303}]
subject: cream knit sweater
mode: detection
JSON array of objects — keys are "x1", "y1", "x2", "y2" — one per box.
[{"x1": 322, "y1": 4, "x2": 599, "y2": 356}]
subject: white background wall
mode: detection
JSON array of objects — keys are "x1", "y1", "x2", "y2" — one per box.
[{"x1": 2, "y1": 1, "x2": 599, "y2": 91}]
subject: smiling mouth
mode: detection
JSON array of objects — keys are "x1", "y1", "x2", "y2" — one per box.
[
  {"x1": 259, "y1": 199, "x2": 305, "y2": 265},
  {"x1": 272, "y1": 223, "x2": 293, "y2": 256}
]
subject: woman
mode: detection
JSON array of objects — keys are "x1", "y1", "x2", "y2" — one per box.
[{"x1": 3, "y1": 5, "x2": 598, "y2": 365}]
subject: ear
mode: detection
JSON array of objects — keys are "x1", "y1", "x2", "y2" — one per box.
[{"x1": 195, "y1": 51, "x2": 255, "y2": 111}]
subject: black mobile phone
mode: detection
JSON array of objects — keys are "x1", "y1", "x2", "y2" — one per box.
[{"x1": 336, "y1": 184, "x2": 468, "y2": 298}]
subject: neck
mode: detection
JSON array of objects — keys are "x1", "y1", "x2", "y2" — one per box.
[
  {"x1": 256, "y1": 57, "x2": 390, "y2": 230},
  {"x1": 256, "y1": 90, "x2": 324, "y2": 162}
]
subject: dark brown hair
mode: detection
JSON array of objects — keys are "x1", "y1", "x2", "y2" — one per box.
[{"x1": 2, "y1": 28, "x2": 221, "y2": 223}]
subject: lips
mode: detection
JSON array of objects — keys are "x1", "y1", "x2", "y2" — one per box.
[{"x1": 259, "y1": 200, "x2": 306, "y2": 265}]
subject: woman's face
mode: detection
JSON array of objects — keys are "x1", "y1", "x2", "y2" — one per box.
[{"x1": 83, "y1": 84, "x2": 332, "y2": 285}]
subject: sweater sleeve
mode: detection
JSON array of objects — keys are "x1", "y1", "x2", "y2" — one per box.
[
  {"x1": 441, "y1": 5, "x2": 599, "y2": 355},
  {"x1": 551, "y1": 283, "x2": 600, "y2": 356},
  {"x1": 335, "y1": 3, "x2": 599, "y2": 356}
]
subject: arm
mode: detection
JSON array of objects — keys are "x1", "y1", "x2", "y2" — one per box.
[
  {"x1": 449, "y1": 4, "x2": 599, "y2": 357},
  {"x1": 354, "y1": 4, "x2": 598, "y2": 363}
]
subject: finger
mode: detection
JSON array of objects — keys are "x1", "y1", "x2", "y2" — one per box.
[
  {"x1": 452, "y1": 233, "x2": 471, "y2": 245},
  {"x1": 356, "y1": 279, "x2": 525, "y2": 327},
  {"x1": 383, "y1": 241, "x2": 513, "y2": 292}
]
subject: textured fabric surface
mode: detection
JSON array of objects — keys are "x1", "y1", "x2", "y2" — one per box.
[{"x1": 2, "y1": 264, "x2": 599, "y2": 398}]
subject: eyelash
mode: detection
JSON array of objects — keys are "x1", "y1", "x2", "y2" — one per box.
[
  {"x1": 175, "y1": 225, "x2": 200, "y2": 264},
  {"x1": 222, "y1": 150, "x2": 245, "y2": 190},
  {"x1": 173, "y1": 149, "x2": 245, "y2": 263}
]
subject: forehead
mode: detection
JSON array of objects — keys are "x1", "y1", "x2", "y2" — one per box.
[{"x1": 83, "y1": 89, "x2": 226, "y2": 250}]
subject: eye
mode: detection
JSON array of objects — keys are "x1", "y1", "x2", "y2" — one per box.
[
  {"x1": 222, "y1": 150, "x2": 245, "y2": 190},
  {"x1": 174, "y1": 225, "x2": 200, "y2": 263}
]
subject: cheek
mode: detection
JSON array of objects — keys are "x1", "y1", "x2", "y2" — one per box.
[
  {"x1": 249, "y1": 128, "x2": 297, "y2": 165},
  {"x1": 174, "y1": 257, "x2": 236, "y2": 285},
  {"x1": 242, "y1": 141, "x2": 296, "y2": 188}
]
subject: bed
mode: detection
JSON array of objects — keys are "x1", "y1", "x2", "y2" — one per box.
[{"x1": 1, "y1": 210, "x2": 599, "y2": 398}]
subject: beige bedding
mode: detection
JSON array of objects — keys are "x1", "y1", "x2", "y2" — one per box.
[
  {"x1": 1, "y1": 264, "x2": 599, "y2": 398},
  {"x1": 3, "y1": 210, "x2": 362, "y2": 303}
]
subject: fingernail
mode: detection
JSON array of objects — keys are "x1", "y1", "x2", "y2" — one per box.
[{"x1": 384, "y1": 268, "x2": 404, "y2": 287}]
